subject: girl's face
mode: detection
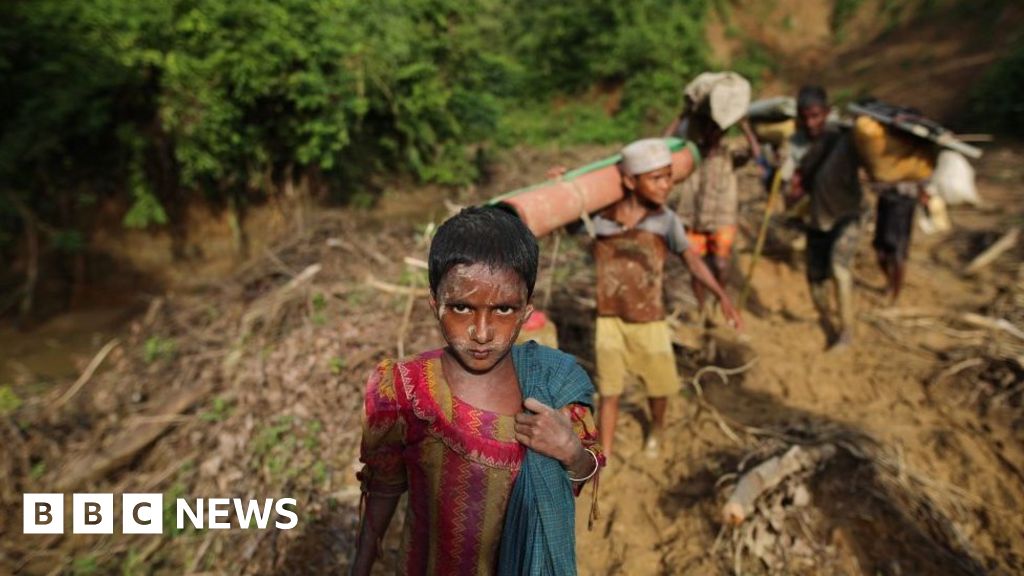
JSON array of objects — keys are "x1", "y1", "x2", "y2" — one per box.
[{"x1": 430, "y1": 263, "x2": 533, "y2": 374}]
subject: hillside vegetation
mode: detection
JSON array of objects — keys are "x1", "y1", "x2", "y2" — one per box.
[{"x1": 2, "y1": 0, "x2": 1020, "y2": 321}]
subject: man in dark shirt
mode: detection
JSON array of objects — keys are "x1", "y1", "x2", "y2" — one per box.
[{"x1": 786, "y1": 86, "x2": 865, "y2": 350}]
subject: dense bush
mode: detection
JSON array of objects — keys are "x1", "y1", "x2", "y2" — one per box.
[
  {"x1": 969, "y1": 41, "x2": 1024, "y2": 137},
  {"x1": 0, "y1": 0, "x2": 714, "y2": 316},
  {"x1": 0, "y1": 0, "x2": 710, "y2": 203}
]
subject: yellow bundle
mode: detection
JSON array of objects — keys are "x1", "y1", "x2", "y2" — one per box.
[
  {"x1": 752, "y1": 119, "x2": 796, "y2": 147},
  {"x1": 853, "y1": 115, "x2": 936, "y2": 182}
]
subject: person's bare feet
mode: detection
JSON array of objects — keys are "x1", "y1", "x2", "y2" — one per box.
[
  {"x1": 826, "y1": 330, "x2": 853, "y2": 353},
  {"x1": 817, "y1": 316, "x2": 836, "y2": 345},
  {"x1": 644, "y1": 435, "x2": 660, "y2": 458}
]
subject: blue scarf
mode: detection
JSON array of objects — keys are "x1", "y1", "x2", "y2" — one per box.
[{"x1": 497, "y1": 342, "x2": 596, "y2": 576}]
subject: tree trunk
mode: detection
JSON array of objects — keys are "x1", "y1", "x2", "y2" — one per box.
[
  {"x1": 148, "y1": 111, "x2": 185, "y2": 261},
  {"x1": 69, "y1": 251, "x2": 87, "y2": 309},
  {"x1": 281, "y1": 163, "x2": 307, "y2": 235},
  {"x1": 227, "y1": 191, "x2": 249, "y2": 260},
  {"x1": 14, "y1": 198, "x2": 39, "y2": 327}
]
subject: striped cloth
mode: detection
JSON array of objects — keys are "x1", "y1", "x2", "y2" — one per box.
[{"x1": 498, "y1": 342, "x2": 596, "y2": 576}]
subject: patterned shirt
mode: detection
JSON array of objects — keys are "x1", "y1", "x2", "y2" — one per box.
[{"x1": 358, "y1": 349, "x2": 602, "y2": 575}]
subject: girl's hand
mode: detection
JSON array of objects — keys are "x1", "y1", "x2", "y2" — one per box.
[{"x1": 514, "y1": 397, "x2": 580, "y2": 465}]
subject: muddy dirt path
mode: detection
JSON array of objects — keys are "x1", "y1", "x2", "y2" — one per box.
[
  {"x1": 2, "y1": 143, "x2": 1020, "y2": 575},
  {"x1": 564, "y1": 147, "x2": 1024, "y2": 574}
]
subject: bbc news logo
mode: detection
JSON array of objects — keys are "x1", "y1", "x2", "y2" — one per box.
[{"x1": 23, "y1": 494, "x2": 298, "y2": 534}]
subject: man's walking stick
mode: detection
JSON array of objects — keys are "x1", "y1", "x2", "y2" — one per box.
[{"x1": 739, "y1": 169, "x2": 784, "y2": 310}]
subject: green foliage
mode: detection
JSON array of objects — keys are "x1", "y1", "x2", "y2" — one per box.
[
  {"x1": 398, "y1": 267, "x2": 427, "y2": 288},
  {"x1": 0, "y1": 0, "x2": 713, "y2": 196},
  {"x1": 251, "y1": 415, "x2": 313, "y2": 481},
  {"x1": 120, "y1": 548, "x2": 147, "y2": 576},
  {"x1": 251, "y1": 415, "x2": 295, "y2": 456},
  {"x1": 498, "y1": 101, "x2": 635, "y2": 148},
  {"x1": 969, "y1": 42, "x2": 1024, "y2": 137},
  {"x1": 831, "y1": 86, "x2": 869, "y2": 108},
  {"x1": 312, "y1": 460, "x2": 328, "y2": 484},
  {"x1": 71, "y1": 555, "x2": 99, "y2": 576},
  {"x1": 310, "y1": 292, "x2": 328, "y2": 326},
  {"x1": 329, "y1": 356, "x2": 347, "y2": 375},
  {"x1": 0, "y1": 0, "x2": 715, "y2": 279},
  {"x1": 143, "y1": 336, "x2": 177, "y2": 363},
  {"x1": 199, "y1": 396, "x2": 233, "y2": 422},
  {"x1": 304, "y1": 419, "x2": 323, "y2": 450},
  {"x1": 831, "y1": 0, "x2": 866, "y2": 32},
  {"x1": 729, "y1": 40, "x2": 776, "y2": 88},
  {"x1": 0, "y1": 385, "x2": 22, "y2": 415},
  {"x1": 30, "y1": 460, "x2": 46, "y2": 480},
  {"x1": 162, "y1": 480, "x2": 188, "y2": 538},
  {"x1": 508, "y1": 0, "x2": 710, "y2": 138}
]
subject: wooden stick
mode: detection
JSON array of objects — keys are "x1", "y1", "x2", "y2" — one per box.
[
  {"x1": 263, "y1": 247, "x2": 298, "y2": 277},
  {"x1": 240, "y1": 264, "x2": 321, "y2": 335},
  {"x1": 280, "y1": 263, "x2": 321, "y2": 291},
  {"x1": 403, "y1": 256, "x2": 429, "y2": 270},
  {"x1": 931, "y1": 357, "x2": 984, "y2": 386},
  {"x1": 396, "y1": 290, "x2": 416, "y2": 359},
  {"x1": 366, "y1": 274, "x2": 429, "y2": 297},
  {"x1": 952, "y1": 134, "x2": 994, "y2": 143},
  {"x1": 125, "y1": 414, "x2": 195, "y2": 426},
  {"x1": 722, "y1": 443, "x2": 836, "y2": 526},
  {"x1": 959, "y1": 312, "x2": 1024, "y2": 341},
  {"x1": 326, "y1": 236, "x2": 391, "y2": 266},
  {"x1": 541, "y1": 231, "x2": 562, "y2": 311},
  {"x1": 188, "y1": 531, "x2": 216, "y2": 574},
  {"x1": 396, "y1": 253, "x2": 428, "y2": 358},
  {"x1": 58, "y1": 383, "x2": 212, "y2": 491},
  {"x1": 739, "y1": 169, "x2": 784, "y2": 310},
  {"x1": 52, "y1": 338, "x2": 120, "y2": 409},
  {"x1": 964, "y1": 227, "x2": 1019, "y2": 275}
]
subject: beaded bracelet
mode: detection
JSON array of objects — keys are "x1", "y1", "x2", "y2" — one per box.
[{"x1": 567, "y1": 448, "x2": 600, "y2": 482}]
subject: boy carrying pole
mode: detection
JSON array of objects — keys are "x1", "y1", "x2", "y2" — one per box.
[{"x1": 586, "y1": 138, "x2": 742, "y2": 459}]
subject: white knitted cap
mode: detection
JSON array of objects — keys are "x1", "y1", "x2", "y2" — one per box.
[{"x1": 620, "y1": 138, "x2": 672, "y2": 176}]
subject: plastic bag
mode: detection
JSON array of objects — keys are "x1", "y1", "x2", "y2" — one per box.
[{"x1": 929, "y1": 150, "x2": 980, "y2": 206}]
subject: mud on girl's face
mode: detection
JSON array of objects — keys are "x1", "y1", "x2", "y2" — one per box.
[{"x1": 429, "y1": 263, "x2": 533, "y2": 373}]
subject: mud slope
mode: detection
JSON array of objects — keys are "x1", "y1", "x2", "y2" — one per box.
[
  {"x1": 566, "y1": 146, "x2": 1024, "y2": 574},
  {"x1": 2, "y1": 139, "x2": 1021, "y2": 574},
  {"x1": 709, "y1": 0, "x2": 1023, "y2": 122}
]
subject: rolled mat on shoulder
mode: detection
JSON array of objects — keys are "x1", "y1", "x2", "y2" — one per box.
[
  {"x1": 751, "y1": 119, "x2": 796, "y2": 148},
  {"x1": 748, "y1": 96, "x2": 797, "y2": 123},
  {"x1": 488, "y1": 138, "x2": 701, "y2": 237},
  {"x1": 852, "y1": 115, "x2": 936, "y2": 183}
]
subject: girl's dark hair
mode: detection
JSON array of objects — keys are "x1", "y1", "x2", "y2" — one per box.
[
  {"x1": 797, "y1": 85, "x2": 828, "y2": 110},
  {"x1": 428, "y1": 205, "x2": 540, "y2": 298}
]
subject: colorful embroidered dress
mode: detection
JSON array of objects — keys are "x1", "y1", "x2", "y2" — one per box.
[{"x1": 359, "y1": 346, "x2": 601, "y2": 575}]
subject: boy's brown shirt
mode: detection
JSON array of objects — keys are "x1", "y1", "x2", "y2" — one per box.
[{"x1": 590, "y1": 204, "x2": 690, "y2": 323}]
